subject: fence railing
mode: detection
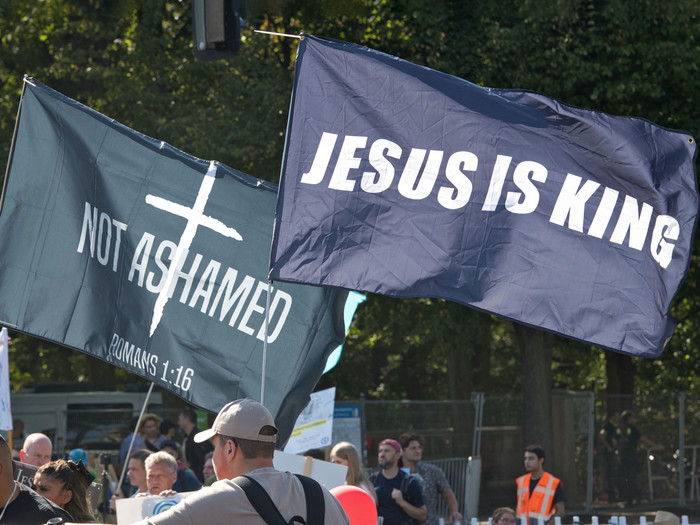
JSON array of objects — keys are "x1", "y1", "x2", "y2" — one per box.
[{"x1": 12, "y1": 393, "x2": 700, "y2": 517}]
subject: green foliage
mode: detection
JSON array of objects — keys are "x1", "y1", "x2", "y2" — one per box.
[{"x1": 0, "y1": 0, "x2": 698, "y2": 399}]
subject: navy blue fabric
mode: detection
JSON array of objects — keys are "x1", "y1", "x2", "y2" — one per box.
[{"x1": 270, "y1": 35, "x2": 698, "y2": 358}]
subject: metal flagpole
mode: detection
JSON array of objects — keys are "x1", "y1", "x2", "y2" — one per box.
[
  {"x1": 116, "y1": 382, "x2": 155, "y2": 496},
  {"x1": 261, "y1": 281, "x2": 272, "y2": 405},
  {"x1": 1, "y1": 76, "x2": 33, "y2": 214},
  {"x1": 258, "y1": 28, "x2": 302, "y2": 405}
]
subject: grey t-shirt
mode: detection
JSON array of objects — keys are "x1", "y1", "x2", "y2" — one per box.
[{"x1": 132, "y1": 467, "x2": 349, "y2": 525}]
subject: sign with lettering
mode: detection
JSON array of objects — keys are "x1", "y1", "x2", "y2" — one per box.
[
  {"x1": 0, "y1": 79, "x2": 348, "y2": 440},
  {"x1": 270, "y1": 35, "x2": 698, "y2": 357},
  {"x1": 283, "y1": 387, "x2": 335, "y2": 455},
  {"x1": 13, "y1": 460, "x2": 102, "y2": 511}
]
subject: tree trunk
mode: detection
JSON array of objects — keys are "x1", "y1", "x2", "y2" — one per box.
[
  {"x1": 605, "y1": 352, "x2": 635, "y2": 412},
  {"x1": 447, "y1": 346, "x2": 473, "y2": 400},
  {"x1": 447, "y1": 345, "x2": 474, "y2": 457},
  {"x1": 515, "y1": 323, "x2": 554, "y2": 457}
]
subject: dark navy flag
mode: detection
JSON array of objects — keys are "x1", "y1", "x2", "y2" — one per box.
[
  {"x1": 0, "y1": 78, "x2": 348, "y2": 441},
  {"x1": 269, "y1": 35, "x2": 698, "y2": 358}
]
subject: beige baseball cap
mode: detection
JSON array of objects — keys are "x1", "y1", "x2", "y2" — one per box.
[{"x1": 194, "y1": 398, "x2": 278, "y2": 444}]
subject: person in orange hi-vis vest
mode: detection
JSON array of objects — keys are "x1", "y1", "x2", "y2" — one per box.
[{"x1": 515, "y1": 445, "x2": 566, "y2": 525}]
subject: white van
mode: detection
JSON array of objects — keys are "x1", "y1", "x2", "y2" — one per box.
[{"x1": 10, "y1": 389, "x2": 163, "y2": 455}]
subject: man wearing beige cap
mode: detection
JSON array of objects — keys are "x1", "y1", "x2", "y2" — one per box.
[{"x1": 130, "y1": 398, "x2": 349, "y2": 524}]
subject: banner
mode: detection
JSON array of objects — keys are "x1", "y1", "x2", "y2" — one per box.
[
  {"x1": 284, "y1": 386, "x2": 335, "y2": 455},
  {"x1": 323, "y1": 291, "x2": 365, "y2": 374},
  {"x1": 0, "y1": 328, "x2": 11, "y2": 431},
  {"x1": 269, "y1": 35, "x2": 699, "y2": 358},
  {"x1": 0, "y1": 79, "x2": 348, "y2": 441}
]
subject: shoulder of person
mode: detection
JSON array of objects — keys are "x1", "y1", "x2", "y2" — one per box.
[{"x1": 418, "y1": 462, "x2": 440, "y2": 472}]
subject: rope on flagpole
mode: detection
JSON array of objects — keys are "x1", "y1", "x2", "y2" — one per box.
[
  {"x1": 116, "y1": 382, "x2": 155, "y2": 496},
  {"x1": 254, "y1": 29, "x2": 302, "y2": 39}
]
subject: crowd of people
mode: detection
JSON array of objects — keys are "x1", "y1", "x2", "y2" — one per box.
[
  {"x1": 116, "y1": 414, "x2": 467, "y2": 524},
  {"x1": 0, "y1": 399, "x2": 591, "y2": 525}
]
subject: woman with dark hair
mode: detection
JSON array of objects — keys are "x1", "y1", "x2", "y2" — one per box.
[{"x1": 34, "y1": 458, "x2": 96, "y2": 522}]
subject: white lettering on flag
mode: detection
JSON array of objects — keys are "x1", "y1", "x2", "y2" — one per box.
[{"x1": 146, "y1": 161, "x2": 243, "y2": 336}]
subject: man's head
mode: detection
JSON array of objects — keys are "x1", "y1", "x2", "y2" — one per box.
[
  {"x1": 178, "y1": 408, "x2": 197, "y2": 434},
  {"x1": 139, "y1": 414, "x2": 161, "y2": 441},
  {"x1": 145, "y1": 451, "x2": 177, "y2": 495},
  {"x1": 194, "y1": 398, "x2": 278, "y2": 479},
  {"x1": 620, "y1": 410, "x2": 634, "y2": 426},
  {"x1": 398, "y1": 432, "x2": 424, "y2": 463},
  {"x1": 160, "y1": 419, "x2": 178, "y2": 440},
  {"x1": 377, "y1": 439, "x2": 402, "y2": 470},
  {"x1": 159, "y1": 439, "x2": 181, "y2": 460},
  {"x1": 127, "y1": 450, "x2": 152, "y2": 492},
  {"x1": 21, "y1": 433, "x2": 52, "y2": 466},
  {"x1": 524, "y1": 444, "x2": 545, "y2": 474},
  {"x1": 202, "y1": 452, "x2": 215, "y2": 480}
]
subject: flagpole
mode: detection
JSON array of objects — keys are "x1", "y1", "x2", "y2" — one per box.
[
  {"x1": 116, "y1": 382, "x2": 155, "y2": 496},
  {"x1": 1, "y1": 76, "x2": 32, "y2": 214},
  {"x1": 253, "y1": 30, "x2": 302, "y2": 39},
  {"x1": 260, "y1": 281, "x2": 273, "y2": 405},
  {"x1": 261, "y1": 30, "x2": 306, "y2": 407}
]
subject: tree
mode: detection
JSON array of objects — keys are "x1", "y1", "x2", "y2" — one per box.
[{"x1": 0, "y1": 0, "x2": 698, "y2": 411}]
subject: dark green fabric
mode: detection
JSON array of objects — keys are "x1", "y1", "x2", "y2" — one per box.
[{"x1": 0, "y1": 79, "x2": 347, "y2": 443}]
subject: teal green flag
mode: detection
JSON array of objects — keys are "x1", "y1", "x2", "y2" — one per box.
[{"x1": 0, "y1": 78, "x2": 348, "y2": 442}]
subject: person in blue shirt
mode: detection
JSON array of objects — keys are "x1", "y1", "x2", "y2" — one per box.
[{"x1": 373, "y1": 438, "x2": 426, "y2": 525}]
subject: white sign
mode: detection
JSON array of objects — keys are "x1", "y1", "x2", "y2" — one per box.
[
  {"x1": 284, "y1": 387, "x2": 335, "y2": 455},
  {"x1": 273, "y1": 449, "x2": 347, "y2": 490},
  {"x1": 0, "y1": 328, "x2": 12, "y2": 431},
  {"x1": 116, "y1": 493, "x2": 194, "y2": 524}
]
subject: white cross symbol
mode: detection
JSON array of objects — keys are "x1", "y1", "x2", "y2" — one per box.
[{"x1": 145, "y1": 160, "x2": 243, "y2": 336}]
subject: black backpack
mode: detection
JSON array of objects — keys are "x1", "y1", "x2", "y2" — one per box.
[
  {"x1": 370, "y1": 470, "x2": 421, "y2": 500},
  {"x1": 233, "y1": 473, "x2": 325, "y2": 525},
  {"x1": 370, "y1": 471, "x2": 422, "y2": 525}
]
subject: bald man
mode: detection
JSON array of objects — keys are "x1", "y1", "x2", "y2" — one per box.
[
  {"x1": 20, "y1": 433, "x2": 52, "y2": 466},
  {"x1": 0, "y1": 434, "x2": 71, "y2": 523}
]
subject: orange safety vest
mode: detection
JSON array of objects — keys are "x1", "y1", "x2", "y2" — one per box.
[{"x1": 515, "y1": 472, "x2": 561, "y2": 522}]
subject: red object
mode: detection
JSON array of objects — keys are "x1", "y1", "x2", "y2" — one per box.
[{"x1": 330, "y1": 485, "x2": 378, "y2": 525}]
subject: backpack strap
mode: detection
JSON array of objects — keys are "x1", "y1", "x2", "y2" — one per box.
[
  {"x1": 294, "y1": 474, "x2": 325, "y2": 525},
  {"x1": 234, "y1": 474, "x2": 326, "y2": 525},
  {"x1": 233, "y1": 475, "x2": 288, "y2": 525},
  {"x1": 400, "y1": 472, "x2": 410, "y2": 500}
]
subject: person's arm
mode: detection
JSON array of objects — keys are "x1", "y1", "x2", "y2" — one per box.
[
  {"x1": 391, "y1": 488, "x2": 427, "y2": 522},
  {"x1": 546, "y1": 483, "x2": 566, "y2": 524},
  {"x1": 442, "y1": 489, "x2": 463, "y2": 522},
  {"x1": 598, "y1": 429, "x2": 614, "y2": 452}
]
